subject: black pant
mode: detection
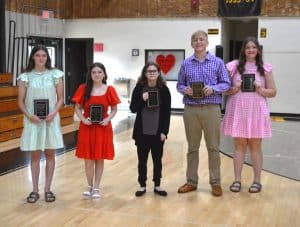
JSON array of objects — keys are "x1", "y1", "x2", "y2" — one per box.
[{"x1": 136, "y1": 135, "x2": 164, "y2": 187}]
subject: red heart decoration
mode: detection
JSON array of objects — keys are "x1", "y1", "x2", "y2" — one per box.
[{"x1": 156, "y1": 54, "x2": 175, "y2": 74}]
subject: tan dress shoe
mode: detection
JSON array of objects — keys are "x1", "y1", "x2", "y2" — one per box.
[
  {"x1": 177, "y1": 183, "x2": 197, "y2": 193},
  {"x1": 211, "y1": 185, "x2": 223, "y2": 196}
]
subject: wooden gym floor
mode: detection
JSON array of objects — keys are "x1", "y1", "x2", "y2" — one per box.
[{"x1": 0, "y1": 114, "x2": 299, "y2": 227}]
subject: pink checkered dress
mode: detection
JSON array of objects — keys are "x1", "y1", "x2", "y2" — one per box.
[{"x1": 221, "y1": 60, "x2": 272, "y2": 138}]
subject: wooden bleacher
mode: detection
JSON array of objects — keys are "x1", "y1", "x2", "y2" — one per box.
[
  {"x1": 0, "y1": 73, "x2": 13, "y2": 85},
  {"x1": 0, "y1": 73, "x2": 74, "y2": 143}
]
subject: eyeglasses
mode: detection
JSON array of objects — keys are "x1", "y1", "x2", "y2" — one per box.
[{"x1": 146, "y1": 70, "x2": 158, "y2": 74}]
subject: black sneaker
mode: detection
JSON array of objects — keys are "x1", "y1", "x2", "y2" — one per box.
[
  {"x1": 154, "y1": 188, "x2": 167, "y2": 196},
  {"x1": 135, "y1": 189, "x2": 146, "y2": 197}
]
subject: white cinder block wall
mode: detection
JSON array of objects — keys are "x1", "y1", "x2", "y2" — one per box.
[
  {"x1": 259, "y1": 17, "x2": 300, "y2": 114},
  {"x1": 65, "y1": 18, "x2": 222, "y2": 109}
]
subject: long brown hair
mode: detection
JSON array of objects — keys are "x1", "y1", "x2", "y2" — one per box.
[
  {"x1": 237, "y1": 37, "x2": 265, "y2": 76},
  {"x1": 137, "y1": 62, "x2": 166, "y2": 87},
  {"x1": 83, "y1": 62, "x2": 108, "y2": 105},
  {"x1": 25, "y1": 45, "x2": 52, "y2": 72}
]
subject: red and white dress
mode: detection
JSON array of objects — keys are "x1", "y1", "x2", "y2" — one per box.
[
  {"x1": 72, "y1": 84, "x2": 121, "y2": 160},
  {"x1": 221, "y1": 60, "x2": 272, "y2": 138}
]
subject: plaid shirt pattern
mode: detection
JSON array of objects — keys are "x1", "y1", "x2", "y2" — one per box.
[{"x1": 177, "y1": 52, "x2": 230, "y2": 105}]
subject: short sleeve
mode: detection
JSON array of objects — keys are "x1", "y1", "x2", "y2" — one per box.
[
  {"x1": 72, "y1": 84, "x2": 86, "y2": 105},
  {"x1": 226, "y1": 60, "x2": 239, "y2": 77},
  {"x1": 52, "y1": 69, "x2": 64, "y2": 85},
  {"x1": 263, "y1": 63, "x2": 272, "y2": 73},
  {"x1": 107, "y1": 86, "x2": 121, "y2": 106},
  {"x1": 17, "y1": 73, "x2": 29, "y2": 86}
]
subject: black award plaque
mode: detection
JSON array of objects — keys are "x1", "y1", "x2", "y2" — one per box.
[
  {"x1": 34, "y1": 99, "x2": 49, "y2": 119},
  {"x1": 241, "y1": 74, "x2": 255, "y2": 92},
  {"x1": 191, "y1": 82, "x2": 204, "y2": 99},
  {"x1": 89, "y1": 105, "x2": 103, "y2": 123},
  {"x1": 147, "y1": 90, "x2": 159, "y2": 108}
]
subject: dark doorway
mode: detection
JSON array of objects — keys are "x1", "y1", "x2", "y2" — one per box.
[
  {"x1": 65, "y1": 38, "x2": 93, "y2": 104},
  {"x1": 229, "y1": 40, "x2": 243, "y2": 61}
]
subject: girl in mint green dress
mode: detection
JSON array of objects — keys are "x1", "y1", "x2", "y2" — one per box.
[{"x1": 17, "y1": 45, "x2": 64, "y2": 203}]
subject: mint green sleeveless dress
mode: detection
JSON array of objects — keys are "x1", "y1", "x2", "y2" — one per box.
[{"x1": 17, "y1": 69, "x2": 64, "y2": 151}]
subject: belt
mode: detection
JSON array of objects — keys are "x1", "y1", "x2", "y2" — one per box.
[
  {"x1": 185, "y1": 103, "x2": 217, "y2": 107},
  {"x1": 186, "y1": 104, "x2": 207, "y2": 107}
]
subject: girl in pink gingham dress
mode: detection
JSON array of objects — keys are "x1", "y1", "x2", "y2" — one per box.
[
  {"x1": 222, "y1": 60, "x2": 272, "y2": 138},
  {"x1": 221, "y1": 37, "x2": 276, "y2": 194}
]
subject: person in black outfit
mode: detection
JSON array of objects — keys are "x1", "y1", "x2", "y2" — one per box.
[{"x1": 130, "y1": 62, "x2": 171, "y2": 197}]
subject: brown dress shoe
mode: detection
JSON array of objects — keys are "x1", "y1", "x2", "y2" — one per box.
[
  {"x1": 211, "y1": 185, "x2": 223, "y2": 196},
  {"x1": 177, "y1": 183, "x2": 197, "y2": 193}
]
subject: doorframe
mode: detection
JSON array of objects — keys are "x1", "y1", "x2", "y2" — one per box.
[
  {"x1": 65, "y1": 38, "x2": 93, "y2": 104},
  {"x1": 221, "y1": 18, "x2": 258, "y2": 62}
]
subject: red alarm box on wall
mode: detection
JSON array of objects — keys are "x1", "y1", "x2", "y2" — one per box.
[{"x1": 191, "y1": 0, "x2": 199, "y2": 9}]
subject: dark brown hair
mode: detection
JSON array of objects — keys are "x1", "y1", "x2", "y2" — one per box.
[
  {"x1": 237, "y1": 36, "x2": 265, "y2": 76},
  {"x1": 83, "y1": 62, "x2": 108, "y2": 105},
  {"x1": 25, "y1": 45, "x2": 52, "y2": 72},
  {"x1": 137, "y1": 62, "x2": 166, "y2": 87}
]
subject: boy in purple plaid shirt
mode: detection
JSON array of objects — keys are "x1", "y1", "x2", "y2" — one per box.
[{"x1": 177, "y1": 30, "x2": 230, "y2": 196}]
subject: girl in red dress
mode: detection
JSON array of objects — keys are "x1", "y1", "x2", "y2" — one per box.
[{"x1": 72, "y1": 62, "x2": 121, "y2": 199}]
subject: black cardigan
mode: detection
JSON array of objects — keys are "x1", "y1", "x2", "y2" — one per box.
[{"x1": 130, "y1": 84, "x2": 171, "y2": 142}]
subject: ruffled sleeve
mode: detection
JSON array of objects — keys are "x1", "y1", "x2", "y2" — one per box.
[
  {"x1": 72, "y1": 84, "x2": 86, "y2": 105},
  {"x1": 107, "y1": 86, "x2": 121, "y2": 106},
  {"x1": 52, "y1": 69, "x2": 64, "y2": 85},
  {"x1": 263, "y1": 63, "x2": 272, "y2": 73},
  {"x1": 226, "y1": 60, "x2": 239, "y2": 77},
  {"x1": 17, "y1": 73, "x2": 29, "y2": 86}
]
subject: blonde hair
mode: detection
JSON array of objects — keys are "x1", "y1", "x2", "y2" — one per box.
[{"x1": 191, "y1": 30, "x2": 208, "y2": 43}]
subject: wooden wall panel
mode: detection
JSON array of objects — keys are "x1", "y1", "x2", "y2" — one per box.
[
  {"x1": 0, "y1": 73, "x2": 13, "y2": 85},
  {"x1": 261, "y1": 0, "x2": 300, "y2": 16},
  {"x1": 58, "y1": 0, "x2": 72, "y2": 19},
  {"x1": 0, "y1": 99, "x2": 19, "y2": 113},
  {"x1": 5, "y1": 0, "x2": 64, "y2": 18},
  {"x1": 199, "y1": 0, "x2": 218, "y2": 16},
  {"x1": 0, "y1": 127, "x2": 22, "y2": 142},
  {"x1": 5, "y1": 0, "x2": 300, "y2": 19},
  {"x1": 0, "y1": 114, "x2": 23, "y2": 133},
  {"x1": 64, "y1": 0, "x2": 213, "y2": 18},
  {"x1": 59, "y1": 105, "x2": 74, "y2": 118},
  {"x1": 0, "y1": 86, "x2": 18, "y2": 99}
]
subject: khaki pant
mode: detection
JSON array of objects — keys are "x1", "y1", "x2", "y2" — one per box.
[{"x1": 183, "y1": 104, "x2": 221, "y2": 186}]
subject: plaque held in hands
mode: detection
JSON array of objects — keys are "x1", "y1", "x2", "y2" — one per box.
[
  {"x1": 34, "y1": 99, "x2": 49, "y2": 119},
  {"x1": 147, "y1": 90, "x2": 159, "y2": 108},
  {"x1": 89, "y1": 105, "x2": 103, "y2": 123},
  {"x1": 191, "y1": 82, "x2": 204, "y2": 99},
  {"x1": 241, "y1": 74, "x2": 255, "y2": 92}
]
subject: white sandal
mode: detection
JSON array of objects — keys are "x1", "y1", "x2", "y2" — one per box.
[
  {"x1": 92, "y1": 188, "x2": 101, "y2": 199},
  {"x1": 82, "y1": 185, "x2": 93, "y2": 197}
]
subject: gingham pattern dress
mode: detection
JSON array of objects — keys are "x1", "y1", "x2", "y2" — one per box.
[{"x1": 221, "y1": 60, "x2": 272, "y2": 138}]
